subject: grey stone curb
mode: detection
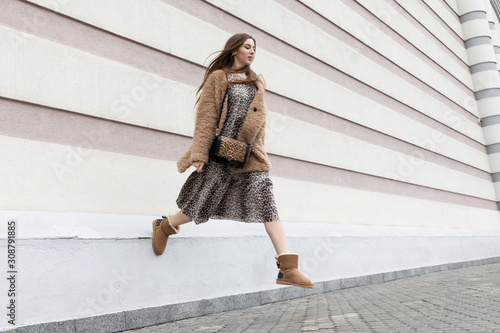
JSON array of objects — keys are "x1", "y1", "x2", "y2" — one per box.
[{"x1": 6, "y1": 256, "x2": 500, "y2": 333}]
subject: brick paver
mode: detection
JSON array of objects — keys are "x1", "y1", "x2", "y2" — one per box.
[{"x1": 122, "y1": 262, "x2": 500, "y2": 332}]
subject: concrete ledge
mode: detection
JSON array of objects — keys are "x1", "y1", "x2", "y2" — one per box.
[
  {"x1": 2, "y1": 211, "x2": 500, "y2": 332},
  {"x1": 4, "y1": 256, "x2": 500, "y2": 333}
]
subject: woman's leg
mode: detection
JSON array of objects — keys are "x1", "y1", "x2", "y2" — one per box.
[
  {"x1": 265, "y1": 220, "x2": 313, "y2": 288},
  {"x1": 264, "y1": 220, "x2": 290, "y2": 255},
  {"x1": 169, "y1": 210, "x2": 193, "y2": 228}
]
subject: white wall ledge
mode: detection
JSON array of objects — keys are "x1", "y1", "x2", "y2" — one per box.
[
  {"x1": 2, "y1": 210, "x2": 500, "y2": 331},
  {"x1": 2, "y1": 210, "x2": 500, "y2": 240}
]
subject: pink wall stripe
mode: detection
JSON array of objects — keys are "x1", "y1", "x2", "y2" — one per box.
[{"x1": 0, "y1": 98, "x2": 191, "y2": 161}]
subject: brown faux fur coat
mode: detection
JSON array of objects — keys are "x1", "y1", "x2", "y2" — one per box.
[{"x1": 177, "y1": 69, "x2": 271, "y2": 173}]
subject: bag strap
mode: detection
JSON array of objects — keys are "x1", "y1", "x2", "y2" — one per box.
[{"x1": 215, "y1": 74, "x2": 229, "y2": 135}]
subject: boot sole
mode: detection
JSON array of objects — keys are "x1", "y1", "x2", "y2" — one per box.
[{"x1": 276, "y1": 279, "x2": 313, "y2": 288}]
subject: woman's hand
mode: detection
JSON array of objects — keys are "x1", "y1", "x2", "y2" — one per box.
[{"x1": 192, "y1": 162, "x2": 205, "y2": 174}]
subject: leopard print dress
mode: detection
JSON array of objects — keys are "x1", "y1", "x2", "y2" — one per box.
[{"x1": 176, "y1": 73, "x2": 280, "y2": 224}]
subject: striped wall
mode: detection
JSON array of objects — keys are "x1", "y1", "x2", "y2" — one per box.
[{"x1": 1, "y1": 0, "x2": 500, "y2": 229}]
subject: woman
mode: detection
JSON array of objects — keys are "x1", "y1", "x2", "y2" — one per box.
[{"x1": 152, "y1": 33, "x2": 312, "y2": 288}]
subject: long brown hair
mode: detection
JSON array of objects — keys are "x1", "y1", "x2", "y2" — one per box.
[{"x1": 195, "y1": 33, "x2": 260, "y2": 105}]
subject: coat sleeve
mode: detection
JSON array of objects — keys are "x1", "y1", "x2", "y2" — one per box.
[{"x1": 189, "y1": 72, "x2": 220, "y2": 164}]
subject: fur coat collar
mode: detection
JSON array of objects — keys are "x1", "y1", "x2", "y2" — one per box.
[{"x1": 177, "y1": 69, "x2": 271, "y2": 173}]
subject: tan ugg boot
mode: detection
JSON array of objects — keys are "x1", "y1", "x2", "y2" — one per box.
[
  {"x1": 275, "y1": 253, "x2": 313, "y2": 288},
  {"x1": 152, "y1": 215, "x2": 180, "y2": 255}
]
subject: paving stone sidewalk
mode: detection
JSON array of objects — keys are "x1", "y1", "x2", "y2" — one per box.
[{"x1": 122, "y1": 262, "x2": 500, "y2": 332}]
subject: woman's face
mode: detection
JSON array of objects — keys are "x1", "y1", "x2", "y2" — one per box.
[{"x1": 232, "y1": 38, "x2": 256, "y2": 68}]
